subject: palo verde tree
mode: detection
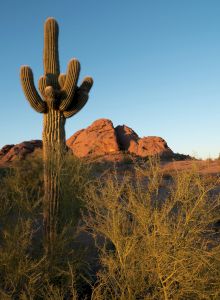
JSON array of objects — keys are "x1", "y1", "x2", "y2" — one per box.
[{"x1": 20, "y1": 18, "x2": 93, "y2": 253}]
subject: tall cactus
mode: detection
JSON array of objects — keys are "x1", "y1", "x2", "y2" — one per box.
[{"x1": 20, "y1": 18, "x2": 93, "y2": 253}]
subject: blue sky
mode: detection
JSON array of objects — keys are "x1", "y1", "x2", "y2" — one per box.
[{"x1": 0, "y1": 0, "x2": 220, "y2": 159}]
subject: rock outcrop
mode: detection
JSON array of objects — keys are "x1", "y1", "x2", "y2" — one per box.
[
  {"x1": 67, "y1": 119, "x2": 173, "y2": 158},
  {"x1": 115, "y1": 125, "x2": 173, "y2": 158},
  {"x1": 0, "y1": 119, "x2": 177, "y2": 163},
  {"x1": 134, "y1": 136, "x2": 173, "y2": 158},
  {"x1": 0, "y1": 140, "x2": 42, "y2": 163},
  {"x1": 115, "y1": 125, "x2": 139, "y2": 151},
  {"x1": 66, "y1": 119, "x2": 119, "y2": 157}
]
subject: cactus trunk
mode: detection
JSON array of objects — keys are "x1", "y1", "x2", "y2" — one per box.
[{"x1": 43, "y1": 110, "x2": 66, "y2": 252}]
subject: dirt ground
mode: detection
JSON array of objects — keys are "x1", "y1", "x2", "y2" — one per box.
[{"x1": 161, "y1": 159, "x2": 220, "y2": 175}]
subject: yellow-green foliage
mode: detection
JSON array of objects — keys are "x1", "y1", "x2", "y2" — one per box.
[
  {"x1": 0, "y1": 156, "x2": 92, "y2": 299},
  {"x1": 0, "y1": 157, "x2": 220, "y2": 299},
  {"x1": 84, "y1": 159, "x2": 220, "y2": 299}
]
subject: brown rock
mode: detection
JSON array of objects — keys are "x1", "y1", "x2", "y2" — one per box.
[
  {"x1": 66, "y1": 119, "x2": 119, "y2": 157},
  {"x1": 0, "y1": 144, "x2": 14, "y2": 158},
  {"x1": 0, "y1": 140, "x2": 42, "y2": 163},
  {"x1": 115, "y1": 125, "x2": 139, "y2": 151},
  {"x1": 115, "y1": 125, "x2": 173, "y2": 158},
  {"x1": 66, "y1": 129, "x2": 84, "y2": 148},
  {"x1": 135, "y1": 136, "x2": 173, "y2": 158},
  {"x1": 0, "y1": 119, "x2": 176, "y2": 163}
]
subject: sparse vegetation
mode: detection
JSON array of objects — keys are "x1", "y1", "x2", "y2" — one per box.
[
  {"x1": 0, "y1": 156, "x2": 219, "y2": 299},
  {"x1": 84, "y1": 158, "x2": 220, "y2": 299},
  {"x1": 0, "y1": 155, "x2": 92, "y2": 299}
]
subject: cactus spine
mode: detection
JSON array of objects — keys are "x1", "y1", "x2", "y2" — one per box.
[{"x1": 20, "y1": 18, "x2": 93, "y2": 253}]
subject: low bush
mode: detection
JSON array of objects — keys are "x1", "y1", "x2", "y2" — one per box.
[
  {"x1": 0, "y1": 156, "x2": 219, "y2": 299},
  {"x1": 84, "y1": 158, "x2": 220, "y2": 299},
  {"x1": 0, "y1": 155, "x2": 92, "y2": 299}
]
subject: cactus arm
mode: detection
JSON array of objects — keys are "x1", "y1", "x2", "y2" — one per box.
[
  {"x1": 59, "y1": 59, "x2": 80, "y2": 111},
  {"x1": 79, "y1": 76, "x2": 93, "y2": 93},
  {"x1": 63, "y1": 91, "x2": 88, "y2": 118},
  {"x1": 63, "y1": 76, "x2": 93, "y2": 118},
  {"x1": 38, "y1": 75, "x2": 48, "y2": 100},
  {"x1": 20, "y1": 66, "x2": 47, "y2": 113},
  {"x1": 58, "y1": 73, "x2": 66, "y2": 89},
  {"x1": 44, "y1": 18, "x2": 60, "y2": 75}
]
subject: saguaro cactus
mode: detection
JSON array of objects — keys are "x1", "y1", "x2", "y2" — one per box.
[{"x1": 20, "y1": 18, "x2": 93, "y2": 252}]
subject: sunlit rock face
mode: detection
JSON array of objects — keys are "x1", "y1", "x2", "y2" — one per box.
[
  {"x1": 135, "y1": 136, "x2": 173, "y2": 158},
  {"x1": 0, "y1": 118, "x2": 175, "y2": 163},
  {"x1": 67, "y1": 119, "x2": 119, "y2": 157},
  {"x1": 67, "y1": 119, "x2": 173, "y2": 158},
  {"x1": 0, "y1": 140, "x2": 42, "y2": 163}
]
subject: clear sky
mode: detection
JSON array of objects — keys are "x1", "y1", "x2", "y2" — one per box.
[{"x1": 0, "y1": 0, "x2": 220, "y2": 159}]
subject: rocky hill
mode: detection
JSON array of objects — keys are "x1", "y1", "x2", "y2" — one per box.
[
  {"x1": 0, "y1": 140, "x2": 42, "y2": 163},
  {"x1": 0, "y1": 118, "x2": 189, "y2": 164}
]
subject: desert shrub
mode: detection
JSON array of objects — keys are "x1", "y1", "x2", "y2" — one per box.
[
  {"x1": 0, "y1": 157, "x2": 43, "y2": 222},
  {"x1": 0, "y1": 155, "x2": 92, "y2": 299},
  {"x1": 1, "y1": 155, "x2": 220, "y2": 299},
  {"x1": 59, "y1": 153, "x2": 92, "y2": 227},
  {"x1": 84, "y1": 158, "x2": 220, "y2": 300}
]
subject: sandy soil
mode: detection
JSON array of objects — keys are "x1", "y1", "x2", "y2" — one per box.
[{"x1": 161, "y1": 159, "x2": 220, "y2": 175}]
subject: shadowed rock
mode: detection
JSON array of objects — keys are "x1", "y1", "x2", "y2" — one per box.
[{"x1": 115, "y1": 125, "x2": 139, "y2": 151}]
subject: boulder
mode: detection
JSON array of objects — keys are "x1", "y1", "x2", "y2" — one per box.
[
  {"x1": 0, "y1": 119, "x2": 176, "y2": 163},
  {"x1": 66, "y1": 129, "x2": 84, "y2": 148},
  {"x1": 115, "y1": 125, "x2": 173, "y2": 158},
  {"x1": 135, "y1": 136, "x2": 173, "y2": 158},
  {"x1": 0, "y1": 140, "x2": 42, "y2": 163},
  {"x1": 66, "y1": 119, "x2": 119, "y2": 157},
  {"x1": 115, "y1": 125, "x2": 139, "y2": 151}
]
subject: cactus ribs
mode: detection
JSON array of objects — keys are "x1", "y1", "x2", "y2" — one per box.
[{"x1": 20, "y1": 18, "x2": 93, "y2": 253}]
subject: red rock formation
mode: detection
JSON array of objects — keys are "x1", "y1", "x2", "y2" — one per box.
[
  {"x1": 0, "y1": 140, "x2": 42, "y2": 163},
  {"x1": 0, "y1": 119, "x2": 176, "y2": 163},
  {"x1": 115, "y1": 125, "x2": 139, "y2": 151},
  {"x1": 66, "y1": 119, "x2": 119, "y2": 157},
  {"x1": 115, "y1": 124, "x2": 173, "y2": 158},
  {"x1": 135, "y1": 136, "x2": 173, "y2": 158},
  {"x1": 0, "y1": 144, "x2": 14, "y2": 158}
]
